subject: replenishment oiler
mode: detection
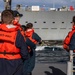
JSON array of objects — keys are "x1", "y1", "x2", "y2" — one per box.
[{"x1": 2, "y1": 0, "x2": 75, "y2": 75}]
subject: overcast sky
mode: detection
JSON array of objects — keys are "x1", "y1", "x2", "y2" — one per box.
[{"x1": 0, "y1": 0, "x2": 75, "y2": 11}]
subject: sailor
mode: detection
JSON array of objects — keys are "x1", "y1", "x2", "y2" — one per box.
[
  {"x1": 23, "y1": 23, "x2": 42, "y2": 75},
  {"x1": 13, "y1": 10, "x2": 23, "y2": 26},
  {"x1": 20, "y1": 25, "x2": 35, "y2": 75},
  {"x1": 20, "y1": 25, "x2": 36, "y2": 49},
  {"x1": 0, "y1": 10, "x2": 29, "y2": 75},
  {"x1": 63, "y1": 16, "x2": 75, "y2": 52},
  {"x1": 63, "y1": 16, "x2": 75, "y2": 75}
]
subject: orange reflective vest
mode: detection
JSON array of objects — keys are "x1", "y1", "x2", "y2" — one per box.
[
  {"x1": 25, "y1": 29, "x2": 38, "y2": 44},
  {"x1": 0, "y1": 24, "x2": 21, "y2": 60},
  {"x1": 13, "y1": 20, "x2": 21, "y2": 26},
  {"x1": 63, "y1": 26, "x2": 75, "y2": 50},
  {"x1": 25, "y1": 29, "x2": 38, "y2": 52},
  {"x1": 13, "y1": 20, "x2": 25, "y2": 39}
]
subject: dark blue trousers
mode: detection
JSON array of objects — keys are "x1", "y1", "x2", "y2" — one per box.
[
  {"x1": 0, "y1": 58, "x2": 23, "y2": 75},
  {"x1": 23, "y1": 49, "x2": 35, "y2": 75}
]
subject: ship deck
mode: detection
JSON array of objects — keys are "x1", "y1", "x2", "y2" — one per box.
[
  {"x1": 32, "y1": 46, "x2": 69, "y2": 75},
  {"x1": 33, "y1": 62, "x2": 67, "y2": 75}
]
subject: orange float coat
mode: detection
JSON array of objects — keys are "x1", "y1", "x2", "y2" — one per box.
[
  {"x1": 25, "y1": 29, "x2": 38, "y2": 44},
  {"x1": 0, "y1": 24, "x2": 21, "y2": 60},
  {"x1": 63, "y1": 25, "x2": 75, "y2": 51}
]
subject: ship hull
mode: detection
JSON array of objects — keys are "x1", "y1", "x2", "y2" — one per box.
[{"x1": 19, "y1": 11, "x2": 75, "y2": 40}]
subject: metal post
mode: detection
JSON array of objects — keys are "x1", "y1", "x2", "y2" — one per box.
[
  {"x1": 67, "y1": 61, "x2": 72, "y2": 75},
  {"x1": 67, "y1": 50, "x2": 73, "y2": 75},
  {"x1": 70, "y1": 50, "x2": 73, "y2": 62},
  {"x1": 4, "y1": 0, "x2": 12, "y2": 10}
]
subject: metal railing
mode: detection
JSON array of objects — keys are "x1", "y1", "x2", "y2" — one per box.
[{"x1": 67, "y1": 50, "x2": 75, "y2": 75}]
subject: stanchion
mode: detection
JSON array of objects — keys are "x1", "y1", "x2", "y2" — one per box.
[
  {"x1": 67, "y1": 50, "x2": 73, "y2": 75},
  {"x1": 67, "y1": 61, "x2": 72, "y2": 75}
]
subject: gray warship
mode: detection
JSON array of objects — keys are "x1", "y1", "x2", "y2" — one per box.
[
  {"x1": 18, "y1": 9, "x2": 74, "y2": 41},
  {"x1": 3, "y1": 0, "x2": 75, "y2": 75}
]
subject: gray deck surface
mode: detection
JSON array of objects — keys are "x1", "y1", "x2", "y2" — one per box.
[{"x1": 32, "y1": 63, "x2": 67, "y2": 75}]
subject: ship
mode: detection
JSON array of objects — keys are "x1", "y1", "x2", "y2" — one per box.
[
  {"x1": 16, "y1": 5, "x2": 74, "y2": 41},
  {"x1": 2, "y1": 0, "x2": 75, "y2": 75}
]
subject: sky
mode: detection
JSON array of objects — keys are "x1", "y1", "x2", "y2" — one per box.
[{"x1": 0, "y1": 0, "x2": 75, "y2": 11}]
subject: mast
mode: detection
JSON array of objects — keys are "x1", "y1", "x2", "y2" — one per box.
[{"x1": 3, "y1": 0, "x2": 12, "y2": 10}]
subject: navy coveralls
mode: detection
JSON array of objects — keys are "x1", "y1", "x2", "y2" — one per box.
[{"x1": 0, "y1": 30, "x2": 29, "y2": 75}]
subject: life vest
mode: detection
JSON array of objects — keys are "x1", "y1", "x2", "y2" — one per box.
[
  {"x1": 0, "y1": 24, "x2": 21, "y2": 60},
  {"x1": 25, "y1": 29, "x2": 38, "y2": 44},
  {"x1": 63, "y1": 25, "x2": 75, "y2": 50},
  {"x1": 13, "y1": 20, "x2": 25, "y2": 37},
  {"x1": 25, "y1": 29, "x2": 37, "y2": 52},
  {"x1": 13, "y1": 20, "x2": 21, "y2": 26}
]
